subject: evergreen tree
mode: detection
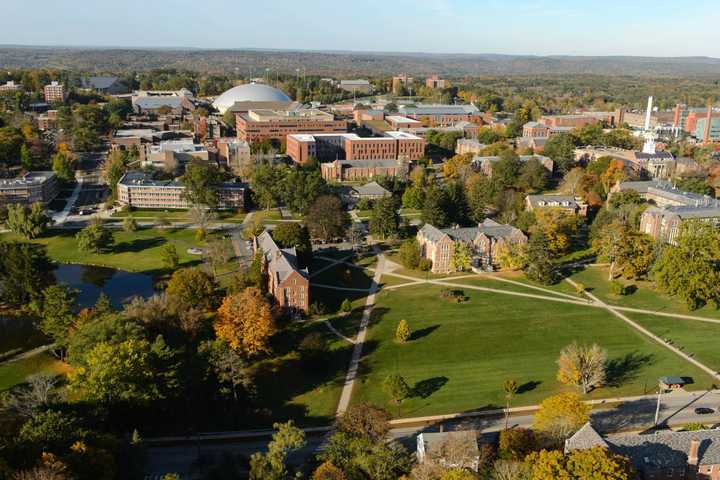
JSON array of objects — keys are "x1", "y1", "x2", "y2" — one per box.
[{"x1": 524, "y1": 234, "x2": 556, "y2": 285}]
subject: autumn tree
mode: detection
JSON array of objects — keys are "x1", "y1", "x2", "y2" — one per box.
[
  {"x1": 101, "y1": 150, "x2": 127, "y2": 198},
  {"x1": 526, "y1": 447, "x2": 633, "y2": 480},
  {"x1": 443, "y1": 153, "x2": 474, "y2": 180},
  {"x1": 557, "y1": 342, "x2": 607, "y2": 394},
  {"x1": 531, "y1": 208, "x2": 581, "y2": 257},
  {"x1": 313, "y1": 461, "x2": 346, "y2": 480},
  {"x1": 337, "y1": 402, "x2": 388, "y2": 437},
  {"x1": 533, "y1": 392, "x2": 590, "y2": 441},
  {"x1": 165, "y1": 268, "x2": 216, "y2": 309},
  {"x1": 395, "y1": 319, "x2": 411, "y2": 343},
  {"x1": 51, "y1": 150, "x2": 75, "y2": 183},
  {"x1": 306, "y1": 195, "x2": 350, "y2": 241},
  {"x1": 495, "y1": 241, "x2": 528, "y2": 271},
  {"x1": 594, "y1": 221, "x2": 655, "y2": 280},
  {"x1": 653, "y1": 220, "x2": 720, "y2": 310},
  {"x1": 398, "y1": 238, "x2": 422, "y2": 269},
  {"x1": 122, "y1": 215, "x2": 138, "y2": 232},
  {"x1": 215, "y1": 287, "x2": 275, "y2": 357}
]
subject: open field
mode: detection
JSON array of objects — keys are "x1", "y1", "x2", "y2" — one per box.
[
  {"x1": 351, "y1": 284, "x2": 716, "y2": 418},
  {"x1": 0, "y1": 228, "x2": 229, "y2": 277},
  {"x1": 567, "y1": 266, "x2": 720, "y2": 320}
]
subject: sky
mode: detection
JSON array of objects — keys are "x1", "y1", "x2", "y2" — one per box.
[{"x1": 2, "y1": 0, "x2": 719, "y2": 57}]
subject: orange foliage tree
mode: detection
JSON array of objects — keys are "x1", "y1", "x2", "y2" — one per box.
[{"x1": 215, "y1": 287, "x2": 275, "y2": 356}]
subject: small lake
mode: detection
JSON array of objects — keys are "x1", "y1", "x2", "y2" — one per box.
[{"x1": 53, "y1": 264, "x2": 156, "y2": 308}]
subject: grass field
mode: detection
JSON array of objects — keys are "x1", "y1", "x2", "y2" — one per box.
[
  {"x1": 631, "y1": 314, "x2": 720, "y2": 374},
  {"x1": 0, "y1": 228, "x2": 228, "y2": 278},
  {"x1": 111, "y1": 208, "x2": 247, "y2": 223},
  {"x1": 250, "y1": 319, "x2": 352, "y2": 426},
  {"x1": 567, "y1": 266, "x2": 720, "y2": 319},
  {"x1": 351, "y1": 284, "x2": 715, "y2": 417},
  {"x1": 0, "y1": 352, "x2": 70, "y2": 393}
]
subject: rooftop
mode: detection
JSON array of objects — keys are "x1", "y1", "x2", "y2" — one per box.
[
  {"x1": 399, "y1": 104, "x2": 480, "y2": 115},
  {"x1": 0, "y1": 171, "x2": 55, "y2": 187}
]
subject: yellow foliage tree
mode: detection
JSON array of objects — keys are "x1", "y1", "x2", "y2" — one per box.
[
  {"x1": 215, "y1": 287, "x2": 275, "y2": 357},
  {"x1": 533, "y1": 392, "x2": 590, "y2": 441},
  {"x1": 442, "y1": 153, "x2": 474, "y2": 180},
  {"x1": 557, "y1": 342, "x2": 607, "y2": 394},
  {"x1": 531, "y1": 208, "x2": 581, "y2": 257},
  {"x1": 312, "y1": 461, "x2": 346, "y2": 480}
]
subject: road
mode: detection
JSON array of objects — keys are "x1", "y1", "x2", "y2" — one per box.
[{"x1": 144, "y1": 389, "x2": 720, "y2": 478}]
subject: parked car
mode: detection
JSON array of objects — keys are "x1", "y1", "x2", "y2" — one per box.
[{"x1": 694, "y1": 407, "x2": 715, "y2": 415}]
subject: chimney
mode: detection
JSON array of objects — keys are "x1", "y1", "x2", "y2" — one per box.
[
  {"x1": 688, "y1": 438, "x2": 700, "y2": 467},
  {"x1": 703, "y1": 101, "x2": 713, "y2": 144}
]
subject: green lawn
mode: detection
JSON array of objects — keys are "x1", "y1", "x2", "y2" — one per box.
[
  {"x1": 567, "y1": 266, "x2": 720, "y2": 320},
  {"x1": 250, "y1": 320, "x2": 352, "y2": 426},
  {"x1": 631, "y1": 314, "x2": 720, "y2": 376},
  {"x1": 112, "y1": 209, "x2": 247, "y2": 223},
  {"x1": 0, "y1": 228, "x2": 227, "y2": 278},
  {"x1": 311, "y1": 264, "x2": 374, "y2": 290},
  {"x1": 0, "y1": 352, "x2": 70, "y2": 393},
  {"x1": 351, "y1": 284, "x2": 715, "y2": 418},
  {"x1": 442, "y1": 273, "x2": 584, "y2": 300}
]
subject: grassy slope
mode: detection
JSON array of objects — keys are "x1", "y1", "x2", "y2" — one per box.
[
  {"x1": 351, "y1": 285, "x2": 715, "y2": 418},
  {"x1": 0, "y1": 352, "x2": 70, "y2": 393},
  {"x1": 0, "y1": 228, "x2": 226, "y2": 277}
]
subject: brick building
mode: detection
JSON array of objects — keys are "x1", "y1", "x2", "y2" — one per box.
[
  {"x1": 286, "y1": 131, "x2": 425, "y2": 164},
  {"x1": 236, "y1": 108, "x2": 347, "y2": 143},
  {"x1": 417, "y1": 219, "x2": 527, "y2": 273},
  {"x1": 216, "y1": 138, "x2": 251, "y2": 177},
  {"x1": 397, "y1": 104, "x2": 483, "y2": 127},
  {"x1": 473, "y1": 155, "x2": 553, "y2": 177},
  {"x1": 0, "y1": 172, "x2": 59, "y2": 205},
  {"x1": 254, "y1": 230, "x2": 310, "y2": 313},
  {"x1": 43, "y1": 81, "x2": 66, "y2": 103},
  {"x1": 425, "y1": 75, "x2": 448, "y2": 89},
  {"x1": 117, "y1": 171, "x2": 246, "y2": 210},
  {"x1": 320, "y1": 158, "x2": 409, "y2": 182}
]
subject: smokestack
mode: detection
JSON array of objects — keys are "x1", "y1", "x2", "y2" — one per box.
[
  {"x1": 644, "y1": 96, "x2": 654, "y2": 131},
  {"x1": 703, "y1": 101, "x2": 713, "y2": 144},
  {"x1": 688, "y1": 438, "x2": 700, "y2": 466}
]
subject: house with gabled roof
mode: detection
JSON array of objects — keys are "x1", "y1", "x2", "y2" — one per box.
[
  {"x1": 417, "y1": 219, "x2": 527, "y2": 274},
  {"x1": 254, "y1": 230, "x2": 310, "y2": 313}
]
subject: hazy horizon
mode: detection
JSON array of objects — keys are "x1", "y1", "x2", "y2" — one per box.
[{"x1": 3, "y1": 0, "x2": 720, "y2": 57}]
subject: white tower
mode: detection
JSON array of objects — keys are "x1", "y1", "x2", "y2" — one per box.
[{"x1": 642, "y1": 96, "x2": 657, "y2": 154}]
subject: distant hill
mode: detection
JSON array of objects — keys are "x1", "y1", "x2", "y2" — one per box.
[{"x1": 2, "y1": 46, "x2": 720, "y2": 77}]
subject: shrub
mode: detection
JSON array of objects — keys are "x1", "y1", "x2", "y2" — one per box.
[
  {"x1": 418, "y1": 258, "x2": 432, "y2": 271},
  {"x1": 681, "y1": 422, "x2": 707, "y2": 431},
  {"x1": 195, "y1": 228, "x2": 207, "y2": 241},
  {"x1": 340, "y1": 298, "x2": 352, "y2": 313},
  {"x1": 440, "y1": 288, "x2": 469, "y2": 303},
  {"x1": 609, "y1": 280, "x2": 626, "y2": 296},
  {"x1": 309, "y1": 301, "x2": 326, "y2": 316},
  {"x1": 574, "y1": 282, "x2": 586, "y2": 294}
]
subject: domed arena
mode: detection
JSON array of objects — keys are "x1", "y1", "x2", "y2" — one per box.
[{"x1": 212, "y1": 82, "x2": 292, "y2": 114}]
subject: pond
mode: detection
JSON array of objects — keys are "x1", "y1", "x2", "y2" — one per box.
[{"x1": 53, "y1": 263, "x2": 156, "y2": 308}]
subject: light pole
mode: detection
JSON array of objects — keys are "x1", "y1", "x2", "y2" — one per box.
[{"x1": 654, "y1": 388, "x2": 663, "y2": 427}]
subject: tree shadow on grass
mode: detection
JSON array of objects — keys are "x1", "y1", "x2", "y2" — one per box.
[
  {"x1": 517, "y1": 380, "x2": 542, "y2": 394},
  {"x1": 112, "y1": 237, "x2": 166, "y2": 254},
  {"x1": 606, "y1": 351, "x2": 654, "y2": 387},
  {"x1": 410, "y1": 325, "x2": 440, "y2": 341},
  {"x1": 412, "y1": 376, "x2": 448, "y2": 399}
]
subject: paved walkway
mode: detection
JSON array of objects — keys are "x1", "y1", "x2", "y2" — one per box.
[
  {"x1": 230, "y1": 212, "x2": 254, "y2": 261},
  {"x1": 323, "y1": 320, "x2": 356, "y2": 345},
  {"x1": 335, "y1": 245, "x2": 385, "y2": 416},
  {"x1": 51, "y1": 179, "x2": 82, "y2": 224},
  {"x1": 565, "y1": 277, "x2": 720, "y2": 382}
]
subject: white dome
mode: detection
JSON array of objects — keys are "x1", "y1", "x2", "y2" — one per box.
[{"x1": 213, "y1": 83, "x2": 291, "y2": 113}]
